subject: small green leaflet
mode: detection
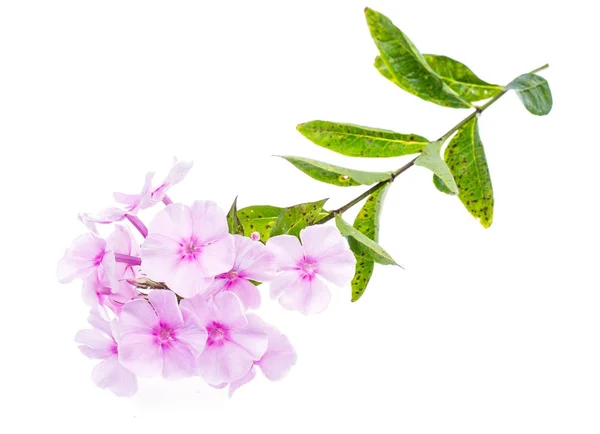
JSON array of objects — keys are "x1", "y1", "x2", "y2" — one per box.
[
  {"x1": 349, "y1": 185, "x2": 389, "y2": 302},
  {"x1": 335, "y1": 214, "x2": 398, "y2": 266},
  {"x1": 376, "y1": 55, "x2": 503, "y2": 103},
  {"x1": 296, "y1": 121, "x2": 429, "y2": 158},
  {"x1": 434, "y1": 118, "x2": 494, "y2": 227},
  {"x1": 415, "y1": 140, "x2": 458, "y2": 194},
  {"x1": 365, "y1": 8, "x2": 471, "y2": 109},
  {"x1": 270, "y1": 199, "x2": 328, "y2": 238},
  {"x1": 279, "y1": 155, "x2": 392, "y2": 187},
  {"x1": 226, "y1": 197, "x2": 245, "y2": 235},
  {"x1": 507, "y1": 73, "x2": 552, "y2": 116},
  {"x1": 423, "y1": 55, "x2": 503, "y2": 102},
  {"x1": 237, "y1": 205, "x2": 283, "y2": 242}
]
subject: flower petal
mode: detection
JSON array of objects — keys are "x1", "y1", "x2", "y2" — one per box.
[
  {"x1": 315, "y1": 248, "x2": 356, "y2": 286},
  {"x1": 180, "y1": 295, "x2": 212, "y2": 323},
  {"x1": 257, "y1": 325, "x2": 297, "y2": 381},
  {"x1": 269, "y1": 270, "x2": 302, "y2": 300},
  {"x1": 300, "y1": 225, "x2": 348, "y2": 260},
  {"x1": 190, "y1": 201, "x2": 229, "y2": 244},
  {"x1": 228, "y1": 367, "x2": 256, "y2": 398},
  {"x1": 229, "y1": 313, "x2": 268, "y2": 360},
  {"x1": 227, "y1": 278, "x2": 261, "y2": 310},
  {"x1": 266, "y1": 235, "x2": 304, "y2": 270},
  {"x1": 213, "y1": 292, "x2": 247, "y2": 329},
  {"x1": 175, "y1": 322, "x2": 208, "y2": 357},
  {"x1": 91, "y1": 355, "x2": 138, "y2": 397},
  {"x1": 75, "y1": 329, "x2": 115, "y2": 359},
  {"x1": 147, "y1": 203, "x2": 193, "y2": 243},
  {"x1": 118, "y1": 332, "x2": 163, "y2": 377},
  {"x1": 118, "y1": 299, "x2": 159, "y2": 335},
  {"x1": 148, "y1": 290, "x2": 184, "y2": 328},
  {"x1": 233, "y1": 235, "x2": 277, "y2": 282},
  {"x1": 161, "y1": 341, "x2": 198, "y2": 380},
  {"x1": 197, "y1": 341, "x2": 254, "y2": 386},
  {"x1": 278, "y1": 277, "x2": 331, "y2": 315},
  {"x1": 197, "y1": 235, "x2": 235, "y2": 277}
]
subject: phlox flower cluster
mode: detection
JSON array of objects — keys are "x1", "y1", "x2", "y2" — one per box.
[{"x1": 58, "y1": 159, "x2": 356, "y2": 397}]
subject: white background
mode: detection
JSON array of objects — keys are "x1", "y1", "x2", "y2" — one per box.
[{"x1": 1, "y1": 0, "x2": 598, "y2": 433}]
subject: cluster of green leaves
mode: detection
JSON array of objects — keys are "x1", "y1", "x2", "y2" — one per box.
[{"x1": 231, "y1": 8, "x2": 552, "y2": 302}]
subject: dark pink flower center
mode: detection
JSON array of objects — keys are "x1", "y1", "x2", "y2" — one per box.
[
  {"x1": 206, "y1": 321, "x2": 229, "y2": 346},
  {"x1": 226, "y1": 270, "x2": 238, "y2": 281},
  {"x1": 299, "y1": 258, "x2": 318, "y2": 279},
  {"x1": 93, "y1": 251, "x2": 105, "y2": 266},
  {"x1": 154, "y1": 325, "x2": 176, "y2": 347},
  {"x1": 180, "y1": 236, "x2": 202, "y2": 261}
]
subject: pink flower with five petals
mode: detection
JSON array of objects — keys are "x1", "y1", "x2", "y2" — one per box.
[
  {"x1": 117, "y1": 290, "x2": 208, "y2": 379},
  {"x1": 207, "y1": 235, "x2": 276, "y2": 310},
  {"x1": 180, "y1": 292, "x2": 268, "y2": 386},
  {"x1": 141, "y1": 201, "x2": 235, "y2": 298},
  {"x1": 266, "y1": 225, "x2": 356, "y2": 315}
]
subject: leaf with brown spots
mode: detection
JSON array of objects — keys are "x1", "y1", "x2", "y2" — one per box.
[
  {"x1": 270, "y1": 199, "x2": 328, "y2": 238},
  {"x1": 348, "y1": 185, "x2": 389, "y2": 302},
  {"x1": 278, "y1": 155, "x2": 392, "y2": 187},
  {"x1": 434, "y1": 117, "x2": 494, "y2": 228},
  {"x1": 237, "y1": 205, "x2": 284, "y2": 242},
  {"x1": 296, "y1": 121, "x2": 428, "y2": 158}
]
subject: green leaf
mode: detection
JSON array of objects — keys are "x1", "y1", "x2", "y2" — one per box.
[
  {"x1": 507, "y1": 73, "x2": 552, "y2": 116},
  {"x1": 350, "y1": 185, "x2": 389, "y2": 302},
  {"x1": 297, "y1": 121, "x2": 429, "y2": 158},
  {"x1": 335, "y1": 214, "x2": 398, "y2": 266},
  {"x1": 422, "y1": 55, "x2": 503, "y2": 102},
  {"x1": 237, "y1": 205, "x2": 283, "y2": 242},
  {"x1": 279, "y1": 155, "x2": 391, "y2": 187},
  {"x1": 433, "y1": 174, "x2": 453, "y2": 194},
  {"x1": 270, "y1": 199, "x2": 328, "y2": 238},
  {"x1": 226, "y1": 197, "x2": 245, "y2": 235},
  {"x1": 365, "y1": 8, "x2": 471, "y2": 109},
  {"x1": 415, "y1": 140, "x2": 458, "y2": 194},
  {"x1": 443, "y1": 118, "x2": 494, "y2": 227}
]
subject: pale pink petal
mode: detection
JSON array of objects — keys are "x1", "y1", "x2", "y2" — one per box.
[
  {"x1": 91, "y1": 356, "x2": 138, "y2": 397},
  {"x1": 257, "y1": 327, "x2": 297, "y2": 381},
  {"x1": 118, "y1": 332, "x2": 163, "y2": 377},
  {"x1": 228, "y1": 367, "x2": 256, "y2": 398},
  {"x1": 114, "y1": 172, "x2": 155, "y2": 212},
  {"x1": 228, "y1": 313, "x2": 268, "y2": 360},
  {"x1": 227, "y1": 278, "x2": 261, "y2": 310},
  {"x1": 315, "y1": 248, "x2": 356, "y2": 286},
  {"x1": 118, "y1": 299, "x2": 159, "y2": 335},
  {"x1": 197, "y1": 235, "x2": 235, "y2": 277},
  {"x1": 101, "y1": 249, "x2": 119, "y2": 290},
  {"x1": 87, "y1": 309, "x2": 113, "y2": 337},
  {"x1": 269, "y1": 270, "x2": 302, "y2": 300},
  {"x1": 161, "y1": 341, "x2": 198, "y2": 379},
  {"x1": 213, "y1": 292, "x2": 247, "y2": 329},
  {"x1": 81, "y1": 272, "x2": 110, "y2": 308},
  {"x1": 57, "y1": 233, "x2": 106, "y2": 283},
  {"x1": 163, "y1": 260, "x2": 215, "y2": 298},
  {"x1": 175, "y1": 323, "x2": 208, "y2": 357},
  {"x1": 190, "y1": 201, "x2": 229, "y2": 244},
  {"x1": 151, "y1": 159, "x2": 193, "y2": 202},
  {"x1": 300, "y1": 225, "x2": 348, "y2": 260},
  {"x1": 78, "y1": 209, "x2": 128, "y2": 234},
  {"x1": 278, "y1": 277, "x2": 331, "y2": 315},
  {"x1": 197, "y1": 341, "x2": 255, "y2": 386},
  {"x1": 140, "y1": 233, "x2": 181, "y2": 279},
  {"x1": 266, "y1": 235, "x2": 304, "y2": 270},
  {"x1": 75, "y1": 329, "x2": 115, "y2": 359},
  {"x1": 180, "y1": 295, "x2": 212, "y2": 323},
  {"x1": 233, "y1": 235, "x2": 276, "y2": 282},
  {"x1": 206, "y1": 277, "x2": 229, "y2": 295},
  {"x1": 148, "y1": 290, "x2": 183, "y2": 328},
  {"x1": 147, "y1": 203, "x2": 193, "y2": 243}
]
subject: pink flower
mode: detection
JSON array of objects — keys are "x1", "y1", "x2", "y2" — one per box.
[
  {"x1": 57, "y1": 233, "x2": 117, "y2": 289},
  {"x1": 81, "y1": 225, "x2": 140, "y2": 314},
  {"x1": 266, "y1": 225, "x2": 356, "y2": 315},
  {"x1": 207, "y1": 235, "x2": 276, "y2": 310},
  {"x1": 117, "y1": 290, "x2": 207, "y2": 379},
  {"x1": 141, "y1": 201, "x2": 235, "y2": 298},
  {"x1": 75, "y1": 310, "x2": 138, "y2": 397},
  {"x1": 78, "y1": 159, "x2": 192, "y2": 233},
  {"x1": 227, "y1": 317, "x2": 297, "y2": 397},
  {"x1": 180, "y1": 292, "x2": 268, "y2": 386}
]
